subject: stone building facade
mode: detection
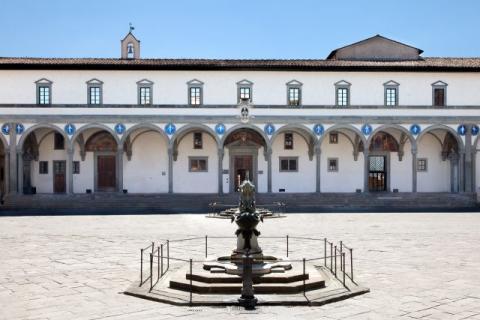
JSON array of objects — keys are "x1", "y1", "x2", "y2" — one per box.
[{"x1": 0, "y1": 34, "x2": 479, "y2": 198}]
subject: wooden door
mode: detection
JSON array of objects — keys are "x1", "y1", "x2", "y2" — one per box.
[
  {"x1": 97, "y1": 155, "x2": 116, "y2": 191},
  {"x1": 234, "y1": 155, "x2": 253, "y2": 191},
  {"x1": 368, "y1": 156, "x2": 386, "y2": 192},
  {"x1": 53, "y1": 161, "x2": 66, "y2": 193}
]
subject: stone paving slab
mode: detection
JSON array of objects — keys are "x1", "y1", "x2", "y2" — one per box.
[{"x1": 0, "y1": 213, "x2": 479, "y2": 319}]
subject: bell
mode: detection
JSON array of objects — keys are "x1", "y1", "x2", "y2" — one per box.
[{"x1": 127, "y1": 46, "x2": 134, "y2": 54}]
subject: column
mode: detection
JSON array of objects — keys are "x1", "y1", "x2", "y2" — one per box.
[
  {"x1": 168, "y1": 147, "x2": 173, "y2": 193},
  {"x1": 411, "y1": 148, "x2": 417, "y2": 192},
  {"x1": 459, "y1": 152, "x2": 465, "y2": 192},
  {"x1": 66, "y1": 148, "x2": 74, "y2": 194},
  {"x1": 116, "y1": 147, "x2": 124, "y2": 192},
  {"x1": 266, "y1": 147, "x2": 272, "y2": 193},
  {"x1": 17, "y1": 149, "x2": 23, "y2": 194},
  {"x1": 4, "y1": 150, "x2": 9, "y2": 195},
  {"x1": 464, "y1": 125, "x2": 473, "y2": 192},
  {"x1": 217, "y1": 148, "x2": 224, "y2": 195},
  {"x1": 8, "y1": 124, "x2": 17, "y2": 193},
  {"x1": 315, "y1": 146, "x2": 321, "y2": 193},
  {"x1": 363, "y1": 150, "x2": 369, "y2": 193}
]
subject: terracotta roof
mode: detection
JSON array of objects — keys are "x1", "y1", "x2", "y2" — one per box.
[{"x1": 0, "y1": 57, "x2": 480, "y2": 71}]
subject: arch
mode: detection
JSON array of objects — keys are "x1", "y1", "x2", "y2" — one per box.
[
  {"x1": 317, "y1": 124, "x2": 366, "y2": 149},
  {"x1": 120, "y1": 123, "x2": 169, "y2": 146},
  {"x1": 221, "y1": 123, "x2": 271, "y2": 149},
  {"x1": 71, "y1": 123, "x2": 120, "y2": 148},
  {"x1": 170, "y1": 123, "x2": 220, "y2": 150},
  {"x1": 0, "y1": 132, "x2": 8, "y2": 150},
  {"x1": 366, "y1": 124, "x2": 416, "y2": 151},
  {"x1": 17, "y1": 123, "x2": 69, "y2": 151},
  {"x1": 417, "y1": 124, "x2": 464, "y2": 153},
  {"x1": 85, "y1": 131, "x2": 118, "y2": 152},
  {"x1": 270, "y1": 124, "x2": 317, "y2": 159}
]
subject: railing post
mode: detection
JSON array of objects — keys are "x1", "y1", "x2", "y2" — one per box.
[
  {"x1": 330, "y1": 242, "x2": 333, "y2": 272},
  {"x1": 140, "y1": 248, "x2": 144, "y2": 286},
  {"x1": 205, "y1": 235, "x2": 208, "y2": 258},
  {"x1": 334, "y1": 245, "x2": 337, "y2": 277},
  {"x1": 149, "y1": 253, "x2": 153, "y2": 291},
  {"x1": 350, "y1": 248, "x2": 354, "y2": 282},
  {"x1": 161, "y1": 244, "x2": 164, "y2": 276},
  {"x1": 342, "y1": 252, "x2": 346, "y2": 288},
  {"x1": 157, "y1": 247, "x2": 160, "y2": 280},
  {"x1": 152, "y1": 241, "x2": 155, "y2": 254},
  {"x1": 303, "y1": 258, "x2": 306, "y2": 295},
  {"x1": 340, "y1": 241, "x2": 343, "y2": 271},
  {"x1": 324, "y1": 238, "x2": 327, "y2": 267},
  {"x1": 286, "y1": 235, "x2": 289, "y2": 257},
  {"x1": 189, "y1": 258, "x2": 193, "y2": 305},
  {"x1": 167, "y1": 240, "x2": 170, "y2": 271}
]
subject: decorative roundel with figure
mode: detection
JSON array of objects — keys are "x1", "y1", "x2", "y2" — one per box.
[
  {"x1": 471, "y1": 125, "x2": 479, "y2": 136},
  {"x1": 410, "y1": 124, "x2": 421, "y2": 135},
  {"x1": 361, "y1": 124, "x2": 372, "y2": 135},
  {"x1": 1, "y1": 123, "x2": 10, "y2": 135},
  {"x1": 264, "y1": 123, "x2": 275, "y2": 135},
  {"x1": 64, "y1": 123, "x2": 76, "y2": 135},
  {"x1": 457, "y1": 124, "x2": 466, "y2": 136},
  {"x1": 165, "y1": 123, "x2": 176, "y2": 135},
  {"x1": 115, "y1": 123, "x2": 126, "y2": 135},
  {"x1": 313, "y1": 124, "x2": 324, "y2": 136},
  {"x1": 15, "y1": 123, "x2": 24, "y2": 135},
  {"x1": 215, "y1": 123, "x2": 226, "y2": 135}
]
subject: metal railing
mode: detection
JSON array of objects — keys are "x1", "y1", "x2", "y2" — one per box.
[{"x1": 138, "y1": 235, "x2": 356, "y2": 303}]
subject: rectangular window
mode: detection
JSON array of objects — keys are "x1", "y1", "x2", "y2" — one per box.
[
  {"x1": 327, "y1": 158, "x2": 338, "y2": 172},
  {"x1": 38, "y1": 86, "x2": 50, "y2": 104},
  {"x1": 336, "y1": 88, "x2": 349, "y2": 106},
  {"x1": 39, "y1": 161, "x2": 48, "y2": 174},
  {"x1": 284, "y1": 133, "x2": 293, "y2": 149},
  {"x1": 189, "y1": 157, "x2": 208, "y2": 172},
  {"x1": 288, "y1": 87, "x2": 300, "y2": 106},
  {"x1": 73, "y1": 161, "x2": 80, "y2": 174},
  {"x1": 193, "y1": 132, "x2": 203, "y2": 149},
  {"x1": 329, "y1": 133, "x2": 338, "y2": 144},
  {"x1": 139, "y1": 87, "x2": 151, "y2": 105},
  {"x1": 434, "y1": 88, "x2": 445, "y2": 107},
  {"x1": 239, "y1": 87, "x2": 251, "y2": 101},
  {"x1": 385, "y1": 88, "x2": 397, "y2": 106},
  {"x1": 279, "y1": 157, "x2": 298, "y2": 172},
  {"x1": 417, "y1": 158, "x2": 428, "y2": 172},
  {"x1": 54, "y1": 133, "x2": 64, "y2": 150},
  {"x1": 189, "y1": 87, "x2": 202, "y2": 105},
  {"x1": 89, "y1": 87, "x2": 101, "y2": 105}
]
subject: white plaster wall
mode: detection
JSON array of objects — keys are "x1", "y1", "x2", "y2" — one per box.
[
  {"x1": 73, "y1": 150, "x2": 94, "y2": 193},
  {"x1": 389, "y1": 141, "x2": 413, "y2": 192},
  {"x1": 123, "y1": 132, "x2": 168, "y2": 193},
  {"x1": 320, "y1": 134, "x2": 363, "y2": 192},
  {"x1": 417, "y1": 135, "x2": 450, "y2": 192},
  {"x1": 271, "y1": 133, "x2": 315, "y2": 193},
  {"x1": 31, "y1": 132, "x2": 67, "y2": 193},
  {"x1": 173, "y1": 133, "x2": 218, "y2": 193},
  {"x1": 1, "y1": 70, "x2": 480, "y2": 106}
]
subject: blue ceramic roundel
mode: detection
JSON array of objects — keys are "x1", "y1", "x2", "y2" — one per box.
[
  {"x1": 361, "y1": 124, "x2": 372, "y2": 135},
  {"x1": 264, "y1": 123, "x2": 275, "y2": 135},
  {"x1": 410, "y1": 124, "x2": 421, "y2": 135},
  {"x1": 215, "y1": 124, "x2": 226, "y2": 135},
  {"x1": 471, "y1": 125, "x2": 479, "y2": 136},
  {"x1": 64, "y1": 123, "x2": 76, "y2": 135},
  {"x1": 15, "y1": 123, "x2": 24, "y2": 135},
  {"x1": 115, "y1": 123, "x2": 126, "y2": 135},
  {"x1": 313, "y1": 124, "x2": 324, "y2": 136},
  {"x1": 457, "y1": 124, "x2": 466, "y2": 136},
  {"x1": 1, "y1": 123, "x2": 10, "y2": 135},
  {"x1": 165, "y1": 123, "x2": 176, "y2": 135}
]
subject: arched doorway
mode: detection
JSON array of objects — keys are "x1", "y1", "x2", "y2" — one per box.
[
  {"x1": 223, "y1": 128, "x2": 268, "y2": 192},
  {"x1": 85, "y1": 131, "x2": 118, "y2": 192},
  {"x1": 363, "y1": 131, "x2": 400, "y2": 192}
]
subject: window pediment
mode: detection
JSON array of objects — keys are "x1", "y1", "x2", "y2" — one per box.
[
  {"x1": 334, "y1": 80, "x2": 351, "y2": 87},
  {"x1": 187, "y1": 79, "x2": 204, "y2": 86},
  {"x1": 86, "y1": 78, "x2": 104, "y2": 85},
  {"x1": 383, "y1": 80, "x2": 399, "y2": 87},
  {"x1": 35, "y1": 78, "x2": 53, "y2": 84},
  {"x1": 236, "y1": 79, "x2": 253, "y2": 86},
  {"x1": 286, "y1": 79, "x2": 303, "y2": 86},
  {"x1": 432, "y1": 80, "x2": 448, "y2": 87},
  {"x1": 136, "y1": 79, "x2": 154, "y2": 85}
]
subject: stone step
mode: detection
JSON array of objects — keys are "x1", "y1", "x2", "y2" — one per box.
[{"x1": 186, "y1": 272, "x2": 308, "y2": 284}]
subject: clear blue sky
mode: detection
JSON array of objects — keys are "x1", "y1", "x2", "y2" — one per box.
[{"x1": 1, "y1": 0, "x2": 479, "y2": 59}]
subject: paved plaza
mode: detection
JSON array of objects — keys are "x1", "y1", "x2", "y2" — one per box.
[{"x1": 0, "y1": 212, "x2": 479, "y2": 319}]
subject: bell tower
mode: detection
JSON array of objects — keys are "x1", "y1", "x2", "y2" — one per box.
[{"x1": 121, "y1": 23, "x2": 140, "y2": 59}]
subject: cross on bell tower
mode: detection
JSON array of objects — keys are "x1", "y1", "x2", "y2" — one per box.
[{"x1": 121, "y1": 23, "x2": 140, "y2": 59}]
